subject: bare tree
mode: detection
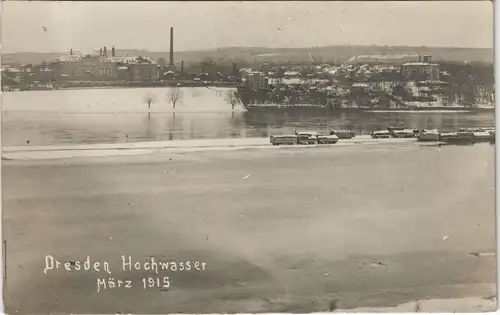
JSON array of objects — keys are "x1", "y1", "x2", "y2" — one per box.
[
  {"x1": 224, "y1": 91, "x2": 239, "y2": 111},
  {"x1": 167, "y1": 86, "x2": 182, "y2": 109},
  {"x1": 143, "y1": 93, "x2": 157, "y2": 110}
]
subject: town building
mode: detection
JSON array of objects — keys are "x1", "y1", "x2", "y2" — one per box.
[
  {"x1": 51, "y1": 52, "x2": 160, "y2": 82},
  {"x1": 52, "y1": 54, "x2": 117, "y2": 80},
  {"x1": 400, "y1": 55, "x2": 440, "y2": 81},
  {"x1": 245, "y1": 71, "x2": 268, "y2": 89},
  {"x1": 199, "y1": 59, "x2": 221, "y2": 82},
  {"x1": 102, "y1": 56, "x2": 160, "y2": 82}
]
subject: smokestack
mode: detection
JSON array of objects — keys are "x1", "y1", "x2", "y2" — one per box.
[
  {"x1": 100, "y1": 48, "x2": 103, "y2": 56},
  {"x1": 112, "y1": 46, "x2": 115, "y2": 57},
  {"x1": 104, "y1": 46, "x2": 107, "y2": 56},
  {"x1": 181, "y1": 60, "x2": 184, "y2": 73},
  {"x1": 70, "y1": 48, "x2": 73, "y2": 56},
  {"x1": 169, "y1": 27, "x2": 174, "y2": 66},
  {"x1": 233, "y1": 63, "x2": 238, "y2": 76}
]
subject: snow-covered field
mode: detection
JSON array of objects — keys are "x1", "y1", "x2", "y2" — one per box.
[{"x1": 1, "y1": 136, "x2": 420, "y2": 160}]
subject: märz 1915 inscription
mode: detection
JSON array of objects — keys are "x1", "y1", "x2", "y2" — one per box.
[{"x1": 96, "y1": 277, "x2": 171, "y2": 292}]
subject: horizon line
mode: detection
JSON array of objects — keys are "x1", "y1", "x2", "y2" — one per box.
[{"x1": 2, "y1": 44, "x2": 493, "y2": 55}]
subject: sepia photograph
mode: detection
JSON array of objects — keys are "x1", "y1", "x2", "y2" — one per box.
[{"x1": 0, "y1": 1, "x2": 496, "y2": 313}]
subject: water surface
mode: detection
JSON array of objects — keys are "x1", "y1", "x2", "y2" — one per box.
[{"x1": 2, "y1": 87, "x2": 495, "y2": 146}]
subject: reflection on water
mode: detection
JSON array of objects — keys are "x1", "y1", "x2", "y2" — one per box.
[
  {"x1": 244, "y1": 110, "x2": 496, "y2": 136},
  {"x1": 3, "y1": 110, "x2": 495, "y2": 146},
  {"x1": 1, "y1": 87, "x2": 495, "y2": 146}
]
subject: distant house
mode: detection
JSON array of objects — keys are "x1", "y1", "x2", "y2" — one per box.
[
  {"x1": 351, "y1": 83, "x2": 371, "y2": 93},
  {"x1": 284, "y1": 70, "x2": 301, "y2": 77},
  {"x1": 267, "y1": 77, "x2": 282, "y2": 86},
  {"x1": 163, "y1": 70, "x2": 176, "y2": 80},
  {"x1": 28, "y1": 68, "x2": 54, "y2": 82},
  {"x1": 3, "y1": 67, "x2": 22, "y2": 74},
  {"x1": 176, "y1": 72, "x2": 195, "y2": 81},
  {"x1": 20, "y1": 63, "x2": 33, "y2": 73},
  {"x1": 247, "y1": 72, "x2": 268, "y2": 89},
  {"x1": 2, "y1": 67, "x2": 23, "y2": 86}
]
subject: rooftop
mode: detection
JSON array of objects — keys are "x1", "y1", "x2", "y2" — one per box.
[
  {"x1": 54, "y1": 55, "x2": 158, "y2": 65},
  {"x1": 55, "y1": 55, "x2": 84, "y2": 62},
  {"x1": 4, "y1": 68, "x2": 21, "y2": 73},
  {"x1": 402, "y1": 62, "x2": 439, "y2": 66},
  {"x1": 101, "y1": 56, "x2": 157, "y2": 64}
]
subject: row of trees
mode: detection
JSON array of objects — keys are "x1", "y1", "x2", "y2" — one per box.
[
  {"x1": 441, "y1": 62, "x2": 494, "y2": 106},
  {"x1": 144, "y1": 88, "x2": 240, "y2": 111},
  {"x1": 144, "y1": 87, "x2": 182, "y2": 110},
  {"x1": 359, "y1": 62, "x2": 494, "y2": 107}
]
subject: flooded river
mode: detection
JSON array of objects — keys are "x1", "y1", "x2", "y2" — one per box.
[
  {"x1": 1, "y1": 87, "x2": 496, "y2": 313},
  {"x1": 1, "y1": 87, "x2": 495, "y2": 146}
]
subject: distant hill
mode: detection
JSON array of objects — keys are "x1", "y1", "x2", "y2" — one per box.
[{"x1": 2, "y1": 45, "x2": 493, "y2": 67}]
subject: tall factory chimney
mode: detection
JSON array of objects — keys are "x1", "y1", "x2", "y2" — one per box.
[
  {"x1": 232, "y1": 63, "x2": 238, "y2": 77},
  {"x1": 112, "y1": 46, "x2": 116, "y2": 57},
  {"x1": 169, "y1": 27, "x2": 174, "y2": 66},
  {"x1": 70, "y1": 48, "x2": 73, "y2": 56},
  {"x1": 104, "y1": 46, "x2": 107, "y2": 56},
  {"x1": 100, "y1": 48, "x2": 103, "y2": 56},
  {"x1": 181, "y1": 60, "x2": 184, "y2": 73}
]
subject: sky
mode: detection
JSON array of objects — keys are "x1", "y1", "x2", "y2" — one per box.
[{"x1": 1, "y1": 1, "x2": 494, "y2": 53}]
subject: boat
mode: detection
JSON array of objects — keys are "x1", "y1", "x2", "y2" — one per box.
[
  {"x1": 387, "y1": 127, "x2": 405, "y2": 132},
  {"x1": 471, "y1": 131, "x2": 494, "y2": 142},
  {"x1": 270, "y1": 135, "x2": 298, "y2": 145},
  {"x1": 458, "y1": 127, "x2": 495, "y2": 142},
  {"x1": 439, "y1": 132, "x2": 457, "y2": 142},
  {"x1": 390, "y1": 128, "x2": 419, "y2": 138},
  {"x1": 371, "y1": 130, "x2": 392, "y2": 139},
  {"x1": 329, "y1": 129, "x2": 356, "y2": 139},
  {"x1": 295, "y1": 131, "x2": 319, "y2": 145},
  {"x1": 458, "y1": 127, "x2": 486, "y2": 132},
  {"x1": 440, "y1": 131, "x2": 476, "y2": 144},
  {"x1": 417, "y1": 129, "x2": 440, "y2": 142},
  {"x1": 317, "y1": 135, "x2": 339, "y2": 144}
]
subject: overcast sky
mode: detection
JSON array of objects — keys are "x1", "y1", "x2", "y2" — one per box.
[{"x1": 1, "y1": 1, "x2": 493, "y2": 53}]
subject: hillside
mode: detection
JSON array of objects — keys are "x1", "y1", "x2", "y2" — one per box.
[{"x1": 2, "y1": 45, "x2": 493, "y2": 67}]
